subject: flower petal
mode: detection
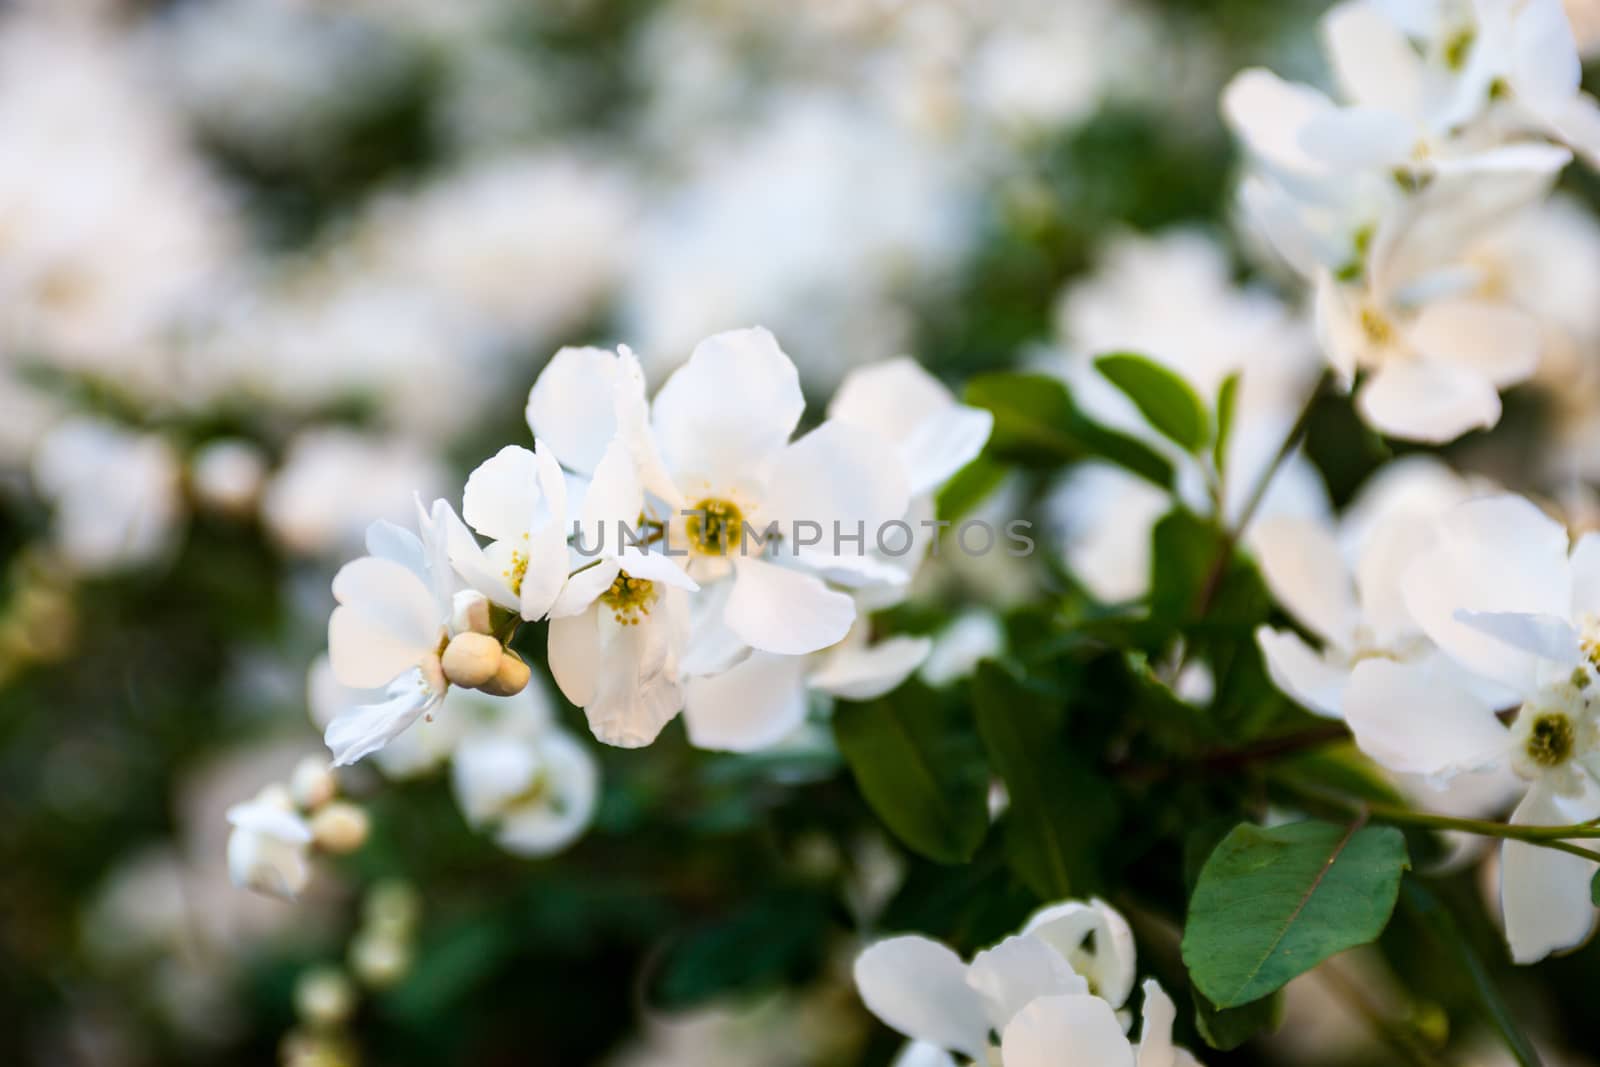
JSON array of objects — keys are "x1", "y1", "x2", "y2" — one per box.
[
  {"x1": 493, "y1": 732, "x2": 600, "y2": 857},
  {"x1": 1256, "y1": 627, "x2": 1349, "y2": 718},
  {"x1": 1221, "y1": 68, "x2": 1334, "y2": 174},
  {"x1": 1356, "y1": 358, "x2": 1502, "y2": 443},
  {"x1": 1298, "y1": 107, "x2": 1414, "y2": 171},
  {"x1": 811, "y1": 636, "x2": 933, "y2": 701},
  {"x1": 324, "y1": 671, "x2": 438, "y2": 767},
  {"x1": 651, "y1": 327, "x2": 803, "y2": 488},
  {"x1": 1452, "y1": 610, "x2": 1581, "y2": 666},
  {"x1": 763, "y1": 420, "x2": 911, "y2": 566},
  {"x1": 829, "y1": 358, "x2": 992, "y2": 495},
  {"x1": 583, "y1": 598, "x2": 688, "y2": 748},
  {"x1": 462, "y1": 446, "x2": 542, "y2": 544},
  {"x1": 726, "y1": 557, "x2": 856, "y2": 655},
  {"x1": 1134, "y1": 980, "x2": 1181, "y2": 1067},
  {"x1": 1021, "y1": 898, "x2": 1138, "y2": 1011},
  {"x1": 1501, "y1": 774, "x2": 1600, "y2": 964},
  {"x1": 525, "y1": 346, "x2": 621, "y2": 475},
  {"x1": 548, "y1": 607, "x2": 603, "y2": 708},
  {"x1": 682, "y1": 651, "x2": 810, "y2": 752},
  {"x1": 1403, "y1": 494, "x2": 1574, "y2": 692},
  {"x1": 1343, "y1": 658, "x2": 1507, "y2": 778},
  {"x1": 1511, "y1": 0, "x2": 1582, "y2": 113},
  {"x1": 1001, "y1": 994, "x2": 1135, "y2": 1067},
  {"x1": 1571, "y1": 532, "x2": 1600, "y2": 614},
  {"x1": 853, "y1": 937, "x2": 990, "y2": 1060},
  {"x1": 966, "y1": 934, "x2": 1088, "y2": 1032},
  {"x1": 1406, "y1": 299, "x2": 1540, "y2": 389},
  {"x1": 1252, "y1": 516, "x2": 1359, "y2": 645},
  {"x1": 1322, "y1": 0, "x2": 1425, "y2": 111}
]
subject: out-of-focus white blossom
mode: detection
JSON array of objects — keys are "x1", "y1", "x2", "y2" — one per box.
[
  {"x1": 225, "y1": 786, "x2": 314, "y2": 901},
  {"x1": 262, "y1": 430, "x2": 447, "y2": 557},
  {"x1": 32, "y1": 417, "x2": 183, "y2": 574},
  {"x1": 0, "y1": 10, "x2": 239, "y2": 384}
]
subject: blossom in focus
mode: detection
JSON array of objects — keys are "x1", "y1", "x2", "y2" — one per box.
[{"x1": 323, "y1": 498, "x2": 463, "y2": 766}]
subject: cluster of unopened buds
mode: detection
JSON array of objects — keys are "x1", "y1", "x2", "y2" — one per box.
[
  {"x1": 225, "y1": 755, "x2": 370, "y2": 900},
  {"x1": 280, "y1": 882, "x2": 421, "y2": 1067}
]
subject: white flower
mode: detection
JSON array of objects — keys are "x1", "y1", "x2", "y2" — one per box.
[
  {"x1": 854, "y1": 898, "x2": 1198, "y2": 1066},
  {"x1": 31, "y1": 417, "x2": 183, "y2": 574},
  {"x1": 829, "y1": 356, "x2": 994, "y2": 504},
  {"x1": 1253, "y1": 458, "x2": 1488, "y2": 718},
  {"x1": 532, "y1": 328, "x2": 909, "y2": 662},
  {"x1": 449, "y1": 698, "x2": 600, "y2": 858},
  {"x1": 1312, "y1": 262, "x2": 1543, "y2": 443},
  {"x1": 1342, "y1": 494, "x2": 1600, "y2": 961},
  {"x1": 323, "y1": 498, "x2": 462, "y2": 766},
  {"x1": 225, "y1": 787, "x2": 313, "y2": 901},
  {"x1": 261, "y1": 429, "x2": 447, "y2": 557},
  {"x1": 1000, "y1": 981, "x2": 1200, "y2": 1067},
  {"x1": 308, "y1": 654, "x2": 462, "y2": 780},
  {"x1": 449, "y1": 443, "x2": 570, "y2": 621}
]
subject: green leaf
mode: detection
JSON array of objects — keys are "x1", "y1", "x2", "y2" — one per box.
[
  {"x1": 835, "y1": 685, "x2": 989, "y2": 865},
  {"x1": 971, "y1": 663, "x2": 1113, "y2": 899},
  {"x1": 1148, "y1": 509, "x2": 1224, "y2": 622},
  {"x1": 1182, "y1": 820, "x2": 1410, "y2": 1008},
  {"x1": 1194, "y1": 989, "x2": 1282, "y2": 1051},
  {"x1": 1592, "y1": 869, "x2": 1600, "y2": 908},
  {"x1": 1095, "y1": 352, "x2": 1209, "y2": 452},
  {"x1": 1402, "y1": 879, "x2": 1541, "y2": 1067},
  {"x1": 966, "y1": 372, "x2": 1174, "y2": 486},
  {"x1": 1213, "y1": 371, "x2": 1240, "y2": 476}
]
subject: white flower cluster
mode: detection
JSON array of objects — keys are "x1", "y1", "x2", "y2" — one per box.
[
  {"x1": 1256, "y1": 477, "x2": 1600, "y2": 962},
  {"x1": 854, "y1": 898, "x2": 1201, "y2": 1067},
  {"x1": 320, "y1": 328, "x2": 991, "y2": 765},
  {"x1": 1225, "y1": 0, "x2": 1600, "y2": 443}
]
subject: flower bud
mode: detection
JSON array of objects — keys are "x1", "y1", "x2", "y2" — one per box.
[
  {"x1": 311, "y1": 802, "x2": 370, "y2": 853},
  {"x1": 440, "y1": 632, "x2": 502, "y2": 688},
  {"x1": 290, "y1": 757, "x2": 337, "y2": 811},
  {"x1": 478, "y1": 649, "x2": 531, "y2": 697},
  {"x1": 350, "y1": 930, "x2": 411, "y2": 988},
  {"x1": 294, "y1": 966, "x2": 355, "y2": 1028},
  {"x1": 451, "y1": 589, "x2": 493, "y2": 635},
  {"x1": 364, "y1": 880, "x2": 420, "y2": 933}
]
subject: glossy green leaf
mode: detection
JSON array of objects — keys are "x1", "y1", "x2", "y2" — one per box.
[
  {"x1": 1213, "y1": 371, "x2": 1240, "y2": 476},
  {"x1": 835, "y1": 686, "x2": 989, "y2": 865},
  {"x1": 1183, "y1": 820, "x2": 1410, "y2": 1008},
  {"x1": 966, "y1": 372, "x2": 1174, "y2": 486},
  {"x1": 1194, "y1": 989, "x2": 1281, "y2": 1051},
  {"x1": 1095, "y1": 351, "x2": 1209, "y2": 452}
]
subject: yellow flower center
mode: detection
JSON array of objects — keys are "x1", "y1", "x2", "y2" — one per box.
[
  {"x1": 685, "y1": 497, "x2": 744, "y2": 556},
  {"x1": 502, "y1": 550, "x2": 529, "y2": 596},
  {"x1": 1524, "y1": 712, "x2": 1576, "y2": 769},
  {"x1": 1360, "y1": 306, "x2": 1395, "y2": 347},
  {"x1": 601, "y1": 571, "x2": 656, "y2": 626}
]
